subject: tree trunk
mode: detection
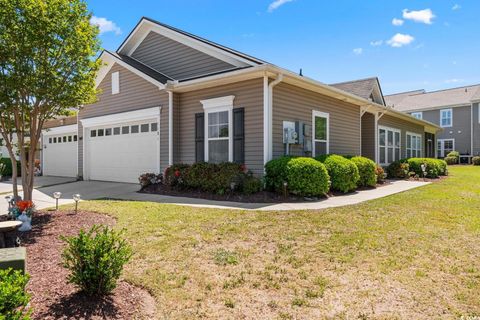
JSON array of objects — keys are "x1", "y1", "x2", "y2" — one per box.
[{"x1": 9, "y1": 153, "x2": 19, "y2": 199}]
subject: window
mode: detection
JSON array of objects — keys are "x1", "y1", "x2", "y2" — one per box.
[
  {"x1": 68, "y1": 136, "x2": 72, "y2": 142},
  {"x1": 111, "y1": 71, "x2": 119, "y2": 95},
  {"x1": 141, "y1": 124, "x2": 149, "y2": 133},
  {"x1": 411, "y1": 112, "x2": 423, "y2": 120},
  {"x1": 437, "y1": 139, "x2": 455, "y2": 158},
  {"x1": 113, "y1": 127, "x2": 120, "y2": 135},
  {"x1": 49, "y1": 138, "x2": 52, "y2": 144},
  {"x1": 440, "y1": 108, "x2": 452, "y2": 127},
  {"x1": 122, "y1": 126, "x2": 129, "y2": 134},
  {"x1": 63, "y1": 136, "x2": 67, "y2": 143},
  {"x1": 151, "y1": 123, "x2": 158, "y2": 132},
  {"x1": 90, "y1": 130, "x2": 97, "y2": 138},
  {"x1": 379, "y1": 126, "x2": 401, "y2": 165},
  {"x1": 407, "y1": 132, "x2": 422, "y2": 158},
  {"x1": 131, "y1": 125, "x2": 139, "y2": 134},
  {"x1": 200, "y1": 96, "x2": 234, "y2": 163},
  {"x1": 97, "y1": 129, "x2": 104, "y2": 137},
  {"x1": 312, "y1": 111, "x2": 329, "y2": 157},
  {"x1": 53, "y1": 137, "x2": 57, "y2": 143},
  {"x1": 105, "y1": 128, "x2": 112, "y2": 136},
  {"x1": 73, "y1": 135, "x2": 77, "y2": 142}
]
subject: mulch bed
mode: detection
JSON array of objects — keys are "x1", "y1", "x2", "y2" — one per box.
[
  {"x1": 139, "y1": 181, "x2": 392, "y2": 203},
  {"x1": 16, "y1": 210, "x2": 155, "y2": 320}
]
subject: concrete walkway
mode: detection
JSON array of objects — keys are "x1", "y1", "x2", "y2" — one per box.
[{"x1": 0, "y1": 178, "x2": 430, "y2": 212}]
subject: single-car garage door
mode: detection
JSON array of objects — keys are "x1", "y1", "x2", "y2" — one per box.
[
  {"x1": 85, "y1": 119, "x2": 160, "y2": 183},
  {"x1": 42, "y1": 125, "x2": 78, "y2": 177}
]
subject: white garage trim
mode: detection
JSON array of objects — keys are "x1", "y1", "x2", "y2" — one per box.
[
  {"x1": 42, "y1": 124, "x2": 78, "y2": 136},
  {"x1": 80, "y1": 107, "x2": 161, "y2": 182}
]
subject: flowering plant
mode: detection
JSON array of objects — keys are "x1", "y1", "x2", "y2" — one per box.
[{"x1": 10, "y1": 200, "x2": 35, "y2": 218}]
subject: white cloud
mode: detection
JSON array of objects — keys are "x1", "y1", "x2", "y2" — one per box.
[
  {"x1": 268, "y1": 0, "x2": 294, "y2": 12},
  {"x1": 353, "y1": 48, "x2": 363, "y2": 55},
  {"x1": 452, "y1": 4, "x2": 461, "y2": 10},
  {"x1": 392, "y1": 18, "x2": 404, "y2": 26},
  {"x1": 387, "y1": 33, "x2": 415, "y2": 47},
  {"x1": 445, "y1": 78, "x2": 464, "y2": 84},
  {"x1": 402, "y1": 9, "x2": 435, "y2": 24},
  {"x1": 370, "y1": 40, "x2": 383, "y2": 47},
  {"x1": 90, "y1": 16, "x2": 122, "y2": 35}
]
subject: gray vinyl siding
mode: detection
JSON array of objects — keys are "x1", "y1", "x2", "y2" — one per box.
[
  {"x1": 131, "y1": 31, "x2": 236, "y2": 81},
  {"x1": 78, "y1": 63, "x2": 169, "y2": 177},
  {"x1": 361, "y1": 112, "x2": 375, "y2": 161},
  {"x1": 421, "y1": 105, "x2": 472, "y2": 154},
  {"x1": 272, "y1": 82, "x2": 361, "y2": 158},
  {"x1": 473, "y1": 103, "x2": 480, "y2": 156},
  {"x1": 378, "y1": 114, "x2": 425, "y2": 158},
  {"x1": 178, "y1": 78, "x2": 264, "y2": 175}
]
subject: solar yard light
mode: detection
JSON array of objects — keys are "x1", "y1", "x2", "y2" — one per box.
[
  {"x1": 53, "y1": 192, "x2": 62, "y2": 210},
  {"x1": 73, "y1": 194, "x2": 81, "y2": 214},
  {"x1": 5, "y1": 195, "x2": 12, "y2": 209}
]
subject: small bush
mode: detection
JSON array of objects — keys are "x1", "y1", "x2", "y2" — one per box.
[
  {"x1": 0, "y1": 269, "x2": 31, "y2": 319},
  {"x1": 0, "y1": 158, "x2": 21, "y2": 177},
  {"x1": 437, "y1": 159, "x2": 448, "y2": 175},
  {"x1": 317, "y1": 155, "x2": 359, "y2": 193},
  {"x1": 264, "y1": 156, "x2": 295, "y2": 192},
  {"x1": 446, "y1": 151, "x2": 460, "y2": 160},
  {"x1": 473, "y1": 156, "x2": 480, "y2": 166},
  {"x1": 444, "y1": 156, "x2": 457, "y2": 165},
  {"x1": 375, "y1": 165, "x2": 386, "y2": 184},
  {"x1": 164, "y1": 163, "x2": 190, "y2": 189},
  {"x1": 138, "y1": 173, "x2": 162, "y2": 189},
  {"x1": 387, "y1": 160, "x2": 409, "y2": 179},
  {"x1": 185, "y1": 162, "x2": 245, "y2": 194},
  {"x1": 286, "y1": 157, "x2": 330, "y2": 196},
  {"x1": 407, "y1": 158, "x2": 447, "y2": 178},
  {"x1": 350, "y1": 156, "x2": 377, "y2": 187},
  {"x1": 61, "y1": 225, "x2": 132, "y2": 296},
  {"x1": 239, "y1": 174, "x2": 263, "y2": 195}
]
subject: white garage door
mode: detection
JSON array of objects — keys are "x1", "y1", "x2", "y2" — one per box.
[
  {"x1": 85, "y1": 119, "x2": 159, "y2": 183},
  {"x1": 43, "y1": 128, "x2": 78, "y2": 177}
]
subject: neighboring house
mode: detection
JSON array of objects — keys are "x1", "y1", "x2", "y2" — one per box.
[
  {"x1": 40, "y1": 17, "x2": 440, "y2": 182},
  {"x1": 386, "y1": 84, "x2": 480, "y2": 158}
]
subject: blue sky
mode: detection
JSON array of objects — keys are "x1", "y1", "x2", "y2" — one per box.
[{"x1": 87, "y1": 0, "x2": 479, "y2": 94}]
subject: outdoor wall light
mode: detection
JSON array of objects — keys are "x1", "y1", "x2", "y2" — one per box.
[
  {"x1": 73, "y1": 194, "x2": 81, "y2": 214},
  {"x1": 53, "y1": 192, "x2": 62, "y2": 210}
]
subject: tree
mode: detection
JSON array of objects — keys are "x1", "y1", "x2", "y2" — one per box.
[{"x1": 0, "y1": 0, "x2": 101, "y2": 200}]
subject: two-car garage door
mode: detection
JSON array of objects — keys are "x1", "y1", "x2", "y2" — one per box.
[
  {"x1": 83, "y1": 108, "x2": 161, "y2": 183},
  {"x1": 42, "y1": 125, "x2": 78, "y2": 177}
]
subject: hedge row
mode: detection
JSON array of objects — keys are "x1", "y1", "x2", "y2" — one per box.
[
  {"x1": 387, "y1": 158, "x2": 448, "y2": 179},
  {"x1": 265, "y1": 155, "x2": 378, "y2": 196},
  {"x1": 0, "y1": 158, "x2": 21, "y2": 177}
]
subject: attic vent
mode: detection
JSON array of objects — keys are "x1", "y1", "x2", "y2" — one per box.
[{"x1": 112, "y1": 71, "x2": 120, "y2": 95}]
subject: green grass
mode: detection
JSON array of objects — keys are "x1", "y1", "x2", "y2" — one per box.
[{"x1": 66, "y1": 166, "x2": 480, "y2": 319}]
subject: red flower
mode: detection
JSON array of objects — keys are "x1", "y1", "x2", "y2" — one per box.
[
  {"x1": 174, "y1": 170, "x2": 181, "y2": 177},
  {"x1": 16, "y1": 200, "x2": 34, "y2": 212},
  {"x1": 240, "y1": 164, "x2": 247, "y2": 172}
]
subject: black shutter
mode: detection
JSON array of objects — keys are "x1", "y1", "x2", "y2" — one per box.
[
  {"x1": 233, "y1": 108, "x2": 245, "y2": 164},
  {"x1": 195, "y1": 113, "x2": 204, "y2": 162}
]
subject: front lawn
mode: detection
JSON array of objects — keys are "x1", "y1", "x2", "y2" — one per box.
[{"x1": 66, "y1": 166, "x2": 480, "y2": 319}]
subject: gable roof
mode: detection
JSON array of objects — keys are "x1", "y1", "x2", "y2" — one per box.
[
  {"x1": 117, "y1": 17, "x2": 266, "y2": 69},
  {"x1": 330, "y1": 77, "x2": 386, "y2": 106},
  {"x1": 385, "y1": 84, "x2": 480, "y2": 112}
]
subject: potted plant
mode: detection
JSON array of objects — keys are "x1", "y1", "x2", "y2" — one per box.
[{"x1": 10, "y1": 200, "x2": 35, "y2": 231}]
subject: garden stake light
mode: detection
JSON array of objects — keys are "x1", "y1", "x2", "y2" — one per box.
[
  {"x1": 283, "y1": 181, "x2": 288, "y2": 198},
  {"x1": 73, "y1": 194, "x2": 81, "y2": 214},
  {"x1": 53, "y1": 192, "x2": 62, "y2": 210}
]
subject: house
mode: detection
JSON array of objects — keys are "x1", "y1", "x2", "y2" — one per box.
[
  {"x1": 40, "y1": 17, "x2": 440, "y2": 183},
  {"x1": 385, "y1": 84, "x2": 480, "y2": 158}
]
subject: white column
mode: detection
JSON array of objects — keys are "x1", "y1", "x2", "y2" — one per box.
[{"x1": 168, "y1": 91, "x2": 173, "y2": 166}]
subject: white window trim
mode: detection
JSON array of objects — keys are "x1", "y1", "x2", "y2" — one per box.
[
  {"x1": 312, "y1": 110, "x2": 330, "y2": 157},
  {"x1": 406, "y1": 131, "x2": 422, "y2": 158},
  {"x1": 201, "y1": 96, "x2": 235, "y2": 162},
  {"x1": 440, "y1": 108, "x2": 453, "y2": 128},
  {"x1": 378, "y1": 125, "x2": 401, "y2": 166},
  {"x1": 111, "y1": 71, "x2": 120, "y2": 95},
  {"x1": 437, "y1": 138, "x2": 455, "y2": 158},
  {"x1": 411, "y1": 112, "x2": 423, "y2": 120}
]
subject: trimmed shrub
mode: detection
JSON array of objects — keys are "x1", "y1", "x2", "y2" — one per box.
[
  {"x1": 61, "y1": 225, "x2": 132, "y2": 296},
  {"x1": 317, "y1": 154, "x2": 359, "y2": 193},
  {"x1": 473, "y1": 156, "x2": 480, "y2": 166},
  {"x1": 0, "y1": 158, "x2": 21, "y2": 177},
  {"x1": 387, "y1": 160, "x2": 409, "y2": 179},
  {"x1": 185, "y1": 162, "x2": 245, "y2": 194},
  {"x1": 285, "y1": 157, "x2": 330, "y2": 196},
  {"x1": 446, "y1": 151, "x2": 460, "y2": 161},
  {"x1": 239, "y1": 174, "x2": 263, "y2": 195},
  {"x1": 375, "y1": 165, "x2": 386, "y2": 184},
  {"x1": 407, "y1": 158, "x2": 447, "y2": 178},
  {"x1": 164, "y1": 163, "x2": 190, "y2": 189},
  {"x1": 350, "y1": 156, "x2": 377, "y2": 187},
  {"x1": 138, "y1": 173, "x2": 162, "y2": 189},
  {"x1": 0, "y1": 269, "x2": 30, "y2": 319},
  {"x1": 264, "y1": 156, "x2": 295, "y2": 192},
  {"x1": 444, "y1": 156, "x2": 457, "y2": 165}
]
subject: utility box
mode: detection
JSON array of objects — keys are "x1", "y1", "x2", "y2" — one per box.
[{"x1": 283, "y1": 121, "x2": 298, "y2": 144}]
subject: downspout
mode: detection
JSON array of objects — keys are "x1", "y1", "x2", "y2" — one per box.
[
  {"x1": 268, "y1": 74, "x2": 284, "y2": 161},
  {"x1": 471, "y1": 103, "x2": 474, "y2": 156},
  {"x1": 167, "y1": 90, "x2": 173, "y2": 166}
]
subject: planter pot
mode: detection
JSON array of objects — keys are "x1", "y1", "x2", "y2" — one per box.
[{"x1": 17, "y1": 213, "x2": 32, "y2": 232}]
